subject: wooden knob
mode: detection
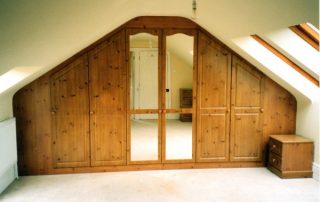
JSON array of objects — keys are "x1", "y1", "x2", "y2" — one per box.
[
  {"x1": 90, "y1": 111, "x2": 94, "y2": 115},
  {"x1": 272, "y1": 158, "x2": 276, "y2": 163},
  {"x1": 272, "y1": 144, "x2": 276, "y2": 149},
  {"x1": 51, "y1": 111, "x2": 56, "y2": 115},
  {"x1": 226, "y1": 109, "x2": 230, "y2": 113},
  {"x1": 260, "y1": 108, "x2": 264, "y2": 113}
]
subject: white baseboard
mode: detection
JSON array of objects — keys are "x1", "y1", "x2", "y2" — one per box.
[{"x1": 312, "y1": 162, "x2": 319, "y2": 181}]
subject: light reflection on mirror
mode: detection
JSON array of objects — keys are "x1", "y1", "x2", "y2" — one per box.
[
  {"x1": 165, "y1": 34, "x2": 194, "y2": 161},
  {"x1": 166, "y1": 34, "x2": 193, "y2": 110},
  {"x1": 165, "y1": 113, "x2": 193, "y2": 160},
  {"x1": 130, "y1": 114, "x2": 158, "y2": 161},
  {"x1": 129, "y1": 33, "x2": 158, "y2": 113},
  {"x1": 129, "y1": 33, "x2": 159, "y2": 162}
]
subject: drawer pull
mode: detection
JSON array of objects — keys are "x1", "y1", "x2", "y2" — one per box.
[
  {"x1": 272, "y1": 144, "x2": 276, "y2": 149},
  {"x1": 272, "y1": 158, "x2": 276, "y2": 163}
]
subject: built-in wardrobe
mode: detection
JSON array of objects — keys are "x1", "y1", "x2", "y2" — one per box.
[{"x1": 13, "y1": 16, "x2": 297, "y2": 175}]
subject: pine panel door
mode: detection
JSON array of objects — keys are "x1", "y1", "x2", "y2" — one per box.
[
  {"x1": 196, "y1": 32, "x2": 231, "y2": 162},
  {"x1": 230, "y1": 56, "x2": 264, "y2": 161},
  {"x1": 51, "y1": 55, "x2": 90, "y2": 168},
  {"x1": 89, "y1": 30, "x2": 127, "y2": 166}
]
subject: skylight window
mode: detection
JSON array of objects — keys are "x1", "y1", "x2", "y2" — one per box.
[
  {"x1": 232, "y1": 36, "x2": 320, "y2": 101},
  {"x1": 306, "y1": 23, "x2": 319, "y2": 35},
  {"x1": 255, "y1": 26, "x2": 319, "y2": 82},
  {"x1": 252, "y1": 34, "x2": 319, "y2": 86},
  {"x1": 289, "y1": 23, "x2": 319, "y2": 51}
]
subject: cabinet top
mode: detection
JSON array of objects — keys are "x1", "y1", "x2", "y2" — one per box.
[{"x1": 270, "y1": 135, "x2": 313, "y2": 143}]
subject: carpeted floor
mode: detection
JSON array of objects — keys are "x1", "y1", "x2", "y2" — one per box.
[{"x1": 0, "y1": 168, "x2": 318, "y2": 202}]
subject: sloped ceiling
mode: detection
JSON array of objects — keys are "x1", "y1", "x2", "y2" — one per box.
[{"x1": 0, "y1": 0, "x2": 319, "y2": 119}]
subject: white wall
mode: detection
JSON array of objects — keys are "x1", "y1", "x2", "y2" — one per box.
[
  {"x1": 0, "y1": 118, "x2": 18, "y2": 194},
  {"x1": 296, "y1": 100, "x2": 320, "y2": 180},
  {"x1": 296, "y1": 100, "x2": 320, "y2": 164},
  {"x1": 0, "y1": 92, "x2": 14, "y2": 122}
]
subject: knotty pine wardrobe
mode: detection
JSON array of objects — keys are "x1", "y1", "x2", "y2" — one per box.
[{"x1": 13, "y1": 16, "x2": 296, "y2": 175}]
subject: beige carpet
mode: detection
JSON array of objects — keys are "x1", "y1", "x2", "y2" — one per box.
[
  {"x1": 0, "y1": 168, "x2": 318, "y2": 202},
  {"x1": 131, "y1": 119, "x2": 192, "y2": 161}
]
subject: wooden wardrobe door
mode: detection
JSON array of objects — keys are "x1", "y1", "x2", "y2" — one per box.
[
  {"x1": 230, "y1": 56, "x2": 264, "y2": 161},
  {"x1": 50, "y1": 55, "x2": 90, "y2": 168},
  {"x1": 89, "y1": 30, "x2": 126, "y2": 166},
  {"x1": 196, "y1": 32, "x2": 231, "y2": 162}
]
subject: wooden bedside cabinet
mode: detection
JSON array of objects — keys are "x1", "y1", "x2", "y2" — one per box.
[
  {"x1": 179, "y1": 89, "x2": 192, "y2": 122},
  {"x1": 268, "y1": 135, "x2": 313, "y2": 178}
]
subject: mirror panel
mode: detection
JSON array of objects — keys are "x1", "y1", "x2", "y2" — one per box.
[
  {"x1": 130, "y1": 114, "x2": 159, "y2": 161},
  {"x1": 165, "y1": 113, "x2": 193, "y2": 160},
  {"x1": 130, "y1": 33, "x2": 158, "y2": 111},
  {"x1": 166, "y1": 34, "x2": 194, "y2": 110}
]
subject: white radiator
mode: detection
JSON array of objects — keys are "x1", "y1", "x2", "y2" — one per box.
[{"x1": 0, "y1": 118, "x2": 18, "y2": 194}]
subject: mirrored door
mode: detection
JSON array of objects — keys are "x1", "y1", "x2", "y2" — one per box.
[
  {"x1": 128, "y1": 30, "x2": 161, "y2": 164},
  {"x1": 162, "y1": 30, "x2": 196, "y2": 163},
  {"x1": 127, "y1": 29, "x2": 197, "y2": 164}
]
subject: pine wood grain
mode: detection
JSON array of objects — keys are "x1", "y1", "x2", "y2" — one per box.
[
  {"x1": 196, "y1": 32, "x2": 231, "y2": 162},
  {"x1": 268, "y1": 135, "x2": 313, "y2": 178},
  {"x1": 230, "y1": 56, "x2": 264, "y2": 162},
  {"x1": 50, "y1": 55, "x2": 90, "y2": 168},
  {"x1": 89, "y1": 30, "x2": 127, "y2": 166}
]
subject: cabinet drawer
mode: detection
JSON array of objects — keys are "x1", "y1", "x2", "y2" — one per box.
[
  {"x1": 181, "y1": 90, "x2": 192, "y2": 96},
  {"x1": 268, "y1": 152, "x2": 282, "y2": 170},
  {"x1": 180, "y1": 89, "x2": 193, "y2": 107},
  {"x1": 181, "y1": 97, "x2": 192, "y2": 106},
  {"x1": 269, "y1": 139, "x2": 282, "y2": 156},
  {"x1": 180, "y1": 114, "x2": 192, "y2": 122}
]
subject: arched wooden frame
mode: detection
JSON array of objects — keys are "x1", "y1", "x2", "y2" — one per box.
[
  {"x1": 161, "y1": 29, "x2": 198, "y2": 163},
  {"x1": 126, "y1": 29, "x2": 162, "y2": 165}
]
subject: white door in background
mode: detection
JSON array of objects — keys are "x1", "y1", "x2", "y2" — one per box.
[
  {"x1": 131, "y1": 49, "x2": 170, "y2": 119},
  {"x1": 138, "y1": 50, "x2": 158, "y2": 119}
]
